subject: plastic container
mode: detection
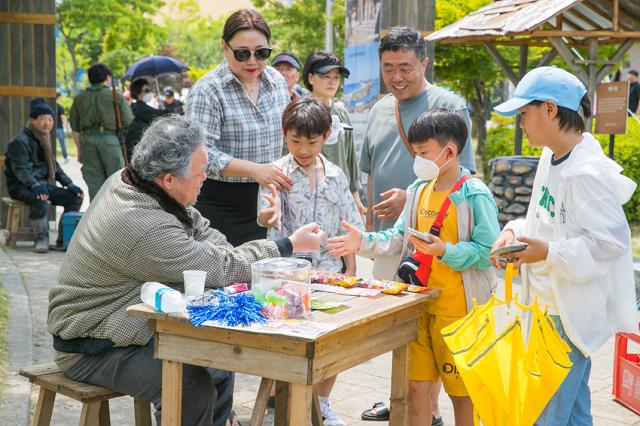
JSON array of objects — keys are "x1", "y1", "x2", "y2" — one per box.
[
  {"x1": 140, "y1": 282, "x2": 187, "y2": 313},
  {"x1": 251, "y1": 257, "x2": 311, "y2": 319},
  {"x1": 613, "y1": 331, "x2": 640, "y2": 414},
  {"x1": 183, "y1": 270, "x2": 207, "y2": 296},
  {"x1": 62, "y1": 211, "x2": 83, "y2": 249}
]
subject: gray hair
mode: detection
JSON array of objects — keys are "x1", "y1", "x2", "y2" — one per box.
[{"x1": 131, "y1": 115, "x2": 205, "y2": 180}]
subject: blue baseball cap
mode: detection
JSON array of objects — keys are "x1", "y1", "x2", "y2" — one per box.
[{"x1": 494, "y1": 66, "x2": 587, "y2": 117}]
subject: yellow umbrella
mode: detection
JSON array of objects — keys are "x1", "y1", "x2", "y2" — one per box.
[{"x1": 441, "y1": 263, "x2": 573, "y2": 425}]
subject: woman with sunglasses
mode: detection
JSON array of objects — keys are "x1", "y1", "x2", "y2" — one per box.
[{"x1": 186, "y1": 9, "x2": 291, "y2": 246}]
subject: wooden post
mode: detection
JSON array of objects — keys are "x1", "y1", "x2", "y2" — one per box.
[
  {"x1": 609, "y1": 134, "x2": 615, "y2": 159},
  {"x1": 612, "y1": 0, "x2": 619, "y2": 31},
  {"x1": 587, "y1": 38, "x2": 599, "y2": 131},
  {"x1": 514, "y1": 45, "x2": 528, "y2": 156}
]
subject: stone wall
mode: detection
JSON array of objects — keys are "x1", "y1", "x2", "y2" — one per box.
[{"x1": 488, "y1": 156, "x2": 540, "y2": 227}]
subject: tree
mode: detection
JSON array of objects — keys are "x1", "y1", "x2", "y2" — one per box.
[
  {"x1": 254, "y1": 0, "x2": 345, "y2": 66},
  {"x1": 433, "y1": 0, "x2": 497, "y2": 158},
  {"x1": 159, "y1": 0, "x2": 226, "y2": 71},
  {"x1": 57, "y1": 0, "x2": 165, "y2": 94}
]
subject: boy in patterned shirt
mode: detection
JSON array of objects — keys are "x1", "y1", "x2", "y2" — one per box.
[{"x1": 257, "y1": 97, "x2": 363, "y2": 426}]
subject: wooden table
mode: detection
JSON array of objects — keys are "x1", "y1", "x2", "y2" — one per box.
[{"x1": 127, "y1": 288, "x2": 439, "y2": 426}]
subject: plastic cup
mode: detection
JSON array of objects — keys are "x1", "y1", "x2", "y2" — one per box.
[{"x1": 183, "y1": 270, "x2": 207, "y2": 296}]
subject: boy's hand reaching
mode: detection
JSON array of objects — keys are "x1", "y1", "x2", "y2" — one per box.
[
  {"x1": 258, "y1": 184, "x2": 281, "y2": 230},
  {"x1": 410, "y1": 235, "x2": 445, "y2": 257},
  {"x1": 326, "y1": 221, "x2": 362, "y2": 257}
]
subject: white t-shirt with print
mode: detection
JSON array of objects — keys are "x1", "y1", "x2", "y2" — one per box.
[{"x1": 526, "y1": 152, "x2": 571, "y2": 315}]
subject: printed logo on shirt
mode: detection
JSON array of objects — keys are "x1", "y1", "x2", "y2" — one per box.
[
  {"x1": 538, "y1": 185, "x2": 555, "y2": 218},
  {"x1": 419, "y1": 208, "x2": 449, "y2": 221}
]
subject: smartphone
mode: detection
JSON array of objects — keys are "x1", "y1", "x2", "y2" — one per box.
[
  {"x1": 489, "y1": 243, "x2": 528, "y2": 257},
  {"x1": 407, "y1": 228, "x2": 433, "y2": 243}
]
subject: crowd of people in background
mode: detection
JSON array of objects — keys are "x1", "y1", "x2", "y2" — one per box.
[{"x1": 4, "y1": 6, "x2": 637, "y2": 426}]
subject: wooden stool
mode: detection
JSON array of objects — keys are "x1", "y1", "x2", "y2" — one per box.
[
  {"x1": 2, "y1": 197, "x2": 36, "y2": 247},
  {"x1": 19, "y1": 363, "x2": 152, "y2": 426}
]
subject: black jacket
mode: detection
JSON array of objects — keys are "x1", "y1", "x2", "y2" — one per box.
[
  {"x1": 125, "y1": 101, "x2": 171, "y2": 159},
  {"x1": 4, "y1": 127, "x2": 72, "y2": 196}
]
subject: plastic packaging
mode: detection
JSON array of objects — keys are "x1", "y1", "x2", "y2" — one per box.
[
  {"x1": 140, "y1": 282, "x2": 187, "y2": 313},
  {"x1": 251, "y1": 258, "x2": 311, "y2": 319}
]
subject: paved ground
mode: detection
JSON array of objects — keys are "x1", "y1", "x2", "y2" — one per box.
[{"x1": 0, "y1": 157, "x2": 638, "y2": 425}]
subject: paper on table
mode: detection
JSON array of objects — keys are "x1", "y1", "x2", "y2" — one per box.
[{"x1": 200, "y1": 318, "x2": 332, "y2": 339}]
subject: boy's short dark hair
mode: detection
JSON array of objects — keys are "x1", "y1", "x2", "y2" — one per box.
[
  {"x1": 282, "y1": 98, "x2": 332, "y2": 138},
  {"x1": 379, "y1": 27, "x2": 426, "y2": 60},
  {"x1": 529, "y1": 93, "x2": 592, "y2": 133},
  {"x1": 407, "y1": 108, "x2": 467, "y2": 155},
  {"x1": 629, "y1": 70, "x2": 639, "y2": 77},
  {"x1": 88, "y1": 63, "x2": 112, "y2": 84}
]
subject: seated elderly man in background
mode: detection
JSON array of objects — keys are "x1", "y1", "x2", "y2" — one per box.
[
  {"x1": 4, "y1": 98, "x2": 83, "y2": 253},
  {"x1": 47, "y1": 115, "x2": 325, "y2": 426}
]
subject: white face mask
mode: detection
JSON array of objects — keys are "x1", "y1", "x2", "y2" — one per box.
[
  {"x1": 142, "y1": 93, "x2": 153, "y2": 104},
  {"x1": 413, "y1": 147, "x2": 449, "y2": 181}
]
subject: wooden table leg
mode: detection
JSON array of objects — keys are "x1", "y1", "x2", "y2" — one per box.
[
  {"x1": 162, "y1": 360, "x2": 182, "y2": 426},
  {"x1": 274, "y1": 381, "x2": 312, "y2": 426},
  {"x1": 389, "y1": 344, "x2": 409, "y2": 426},
  {"x1": 250, "y1": 377, "x2": 274, "y2": 426},
  {"x1": 311, "y1": 387, "x2": 323, "y2": 426}
]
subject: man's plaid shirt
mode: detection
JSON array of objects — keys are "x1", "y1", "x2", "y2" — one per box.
[{"x1": 186, "y1": 61, "x2": 290, "y2": 182}]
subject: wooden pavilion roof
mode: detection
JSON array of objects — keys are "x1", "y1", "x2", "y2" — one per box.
[{"x1": 428, "y1": 0, "x2": 640, "y2": 46}]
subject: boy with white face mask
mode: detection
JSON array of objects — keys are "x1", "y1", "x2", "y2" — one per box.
[{"x1": 327, "y1": 108, "x2": 499, "y2": 426}]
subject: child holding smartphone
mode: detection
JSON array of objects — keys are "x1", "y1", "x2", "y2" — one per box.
[{"x1": 491, "y1": 66, "x2": 637, "y2": 425}]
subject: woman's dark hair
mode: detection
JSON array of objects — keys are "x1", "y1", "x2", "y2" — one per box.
[
  {"x1": 529, "y1": 93, "x2": 592, "y2": 133},
  {"x1": 88, "y1": 63, "x2": 112, "y2": 84},
  {"x1": 222, "y1": 9, "x2": 271, "y2": 43},
  {"x1": 379, "y1": 26, "x2": 426, "y2": 60},
  {"x1": 408, "y1": 108, "x2": 468, "y2": 155},
  {"x1": 301, "y1": 51, "x2": 343, "y2": 91},
  {"x1": 130, "y1": 78, "x2": 149, "y2": 100},
  {"x1": 282, "y1": 98, "x2": 332, "y2": 138}
]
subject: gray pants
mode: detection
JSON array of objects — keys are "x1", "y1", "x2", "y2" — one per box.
[{"x1": 65, "y1": 338, "x2": 234, "y2": 426}]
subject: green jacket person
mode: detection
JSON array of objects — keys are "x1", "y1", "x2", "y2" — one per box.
[{"x1": 69, "y1": 63, "x2": 133, "y2": 200}]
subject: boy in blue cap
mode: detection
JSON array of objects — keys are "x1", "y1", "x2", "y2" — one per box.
[{"x1": 492, "y1": 66, "x2": 637, "y2": 424}]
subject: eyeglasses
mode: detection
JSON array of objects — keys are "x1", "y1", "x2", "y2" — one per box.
[{"x1": 226, "y1": 42, "x2": 272, "y2": 62}]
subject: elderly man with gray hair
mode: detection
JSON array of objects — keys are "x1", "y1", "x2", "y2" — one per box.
[{"x1": 47, "y1": 115, "x2": 325, "y2": 426}]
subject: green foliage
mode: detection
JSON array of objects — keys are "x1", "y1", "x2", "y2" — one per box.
[
  {"x1": 482, "y1": 113, "x2": 541, "y2": 180},
  {"x1": 254, "y1": 0, "x2": 345, "y2": 66},
  {"x1": 159, "y1": 0, "x2": 226, "y2": 70},
  {"x1": 594, "y1": 118, "x2": 640, "y2": 223},
  {"x1": 57, "y1": 0, "x2": 165, "y2": 93}
]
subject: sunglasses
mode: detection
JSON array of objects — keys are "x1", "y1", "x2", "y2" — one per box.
[{"x1": 226, "y1": 42, "x2": 272, "y2": 62}]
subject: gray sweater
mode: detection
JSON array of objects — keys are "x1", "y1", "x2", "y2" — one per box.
[{"x1": 48, "y1": 172, "x2": 280, "y2": 348}]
